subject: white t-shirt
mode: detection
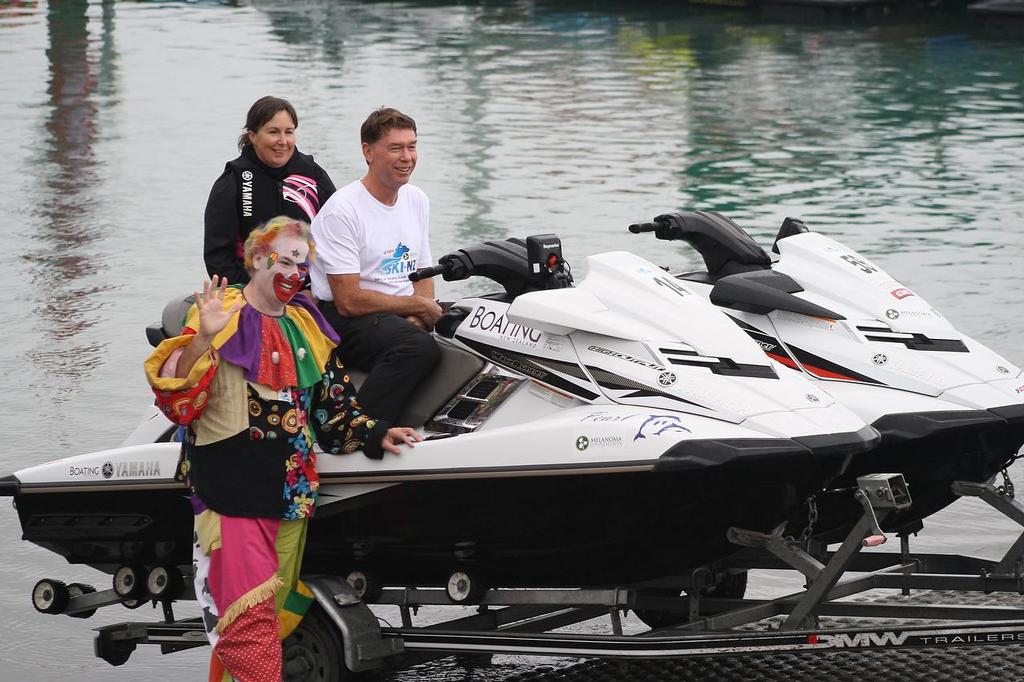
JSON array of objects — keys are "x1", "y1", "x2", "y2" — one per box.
[{"x1": 309, "y1": 180, "x2": 432, "y2": 301}]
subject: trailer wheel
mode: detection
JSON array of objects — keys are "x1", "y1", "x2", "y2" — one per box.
[
  {"x1": 146, "y1": 565, "x2": 184, "y2": 600},
  {"x1": 67, "y1": 582, "x2": 97, "y2": 619},
  {"x1": 283, "y1": 603, "x2": 352, "y2": 682},
  {"x1": 345, "y1": 570, "x2": 381, "y2": 603},
  {"x1": 634, "y1": 571, "x2": 748, "y2": 630},
  {"x1": 113, "y1": 565, "x2": 146, "y2": 599},
  {"x1": 446, "y1": 569, "x2": 486, "y2": 604},
  {"x1": 32, "y1": 578, "x2": 69, "y2": 614}
]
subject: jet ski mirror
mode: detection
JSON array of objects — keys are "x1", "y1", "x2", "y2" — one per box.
[{"x1": 772, "y1": 217, "x2": 809, "y2": 255}]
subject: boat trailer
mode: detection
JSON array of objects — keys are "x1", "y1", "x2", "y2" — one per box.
[{"x1": 30, "y1": 473, "x2": 1024, "y2": 678}]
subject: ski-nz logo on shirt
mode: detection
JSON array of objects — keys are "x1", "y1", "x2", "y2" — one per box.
[{"x1": 379, "y1": 243, "x2": 417, "y2": 277}]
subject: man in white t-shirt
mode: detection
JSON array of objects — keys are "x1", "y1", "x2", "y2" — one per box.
[{"x1": 309, "y1": 108, "x2": 441, "y2": 425}]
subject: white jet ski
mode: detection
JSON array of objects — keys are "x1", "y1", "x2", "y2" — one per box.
[
  {"x1": 2, "y1": 234, "x2": 878, "y2": 605},
  {"x1": 628, "y1": 211, "x2": 1024, "y2": 541}
]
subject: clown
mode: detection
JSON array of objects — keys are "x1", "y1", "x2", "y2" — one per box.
[{"x1": 145, "y1": 216, "x2": 420, "y2": 682}]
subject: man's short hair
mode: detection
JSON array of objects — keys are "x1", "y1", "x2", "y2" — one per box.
[
  {"x1": 244, "y1": 216, "x2": 316, "y2": 273},
  {"x1": 360, "y1": 107, "x2": 417, "y2": 145}
]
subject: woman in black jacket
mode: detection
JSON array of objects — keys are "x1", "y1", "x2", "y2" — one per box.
[{"x1": 204, "y1": 96, "x2": 336, "y2": 284}]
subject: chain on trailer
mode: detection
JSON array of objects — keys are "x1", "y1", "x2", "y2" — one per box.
[
  {"x1": 795, "y1": 492, "x2": 820, "y2": 547},
  {"x1": 997, "y1": 468, "x2": 1015, "y2": 499}
]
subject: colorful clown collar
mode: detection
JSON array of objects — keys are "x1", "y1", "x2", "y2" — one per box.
[{"x1": 186, "y1": 287, "x2": 339, "y2": 391}]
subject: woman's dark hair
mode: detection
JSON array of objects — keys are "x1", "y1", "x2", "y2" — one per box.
[{"x1": 238, "y1": 96, "x2": 298, "y2": 151}]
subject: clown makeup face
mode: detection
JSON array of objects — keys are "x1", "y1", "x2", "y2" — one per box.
[{"x1": 252, "y1": 234, "x2": 310, "y2": 304}]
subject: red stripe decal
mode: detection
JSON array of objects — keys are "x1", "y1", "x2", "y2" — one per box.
[
  {"x1": 802, "y1": 364, "x2": 859, "y2": 382},
  {"x1": 768, "y1": 351, "x2": 860, "y2": 382},
  {"x1": 766, "y1": 352, "x2": 799, "y2": 369}
]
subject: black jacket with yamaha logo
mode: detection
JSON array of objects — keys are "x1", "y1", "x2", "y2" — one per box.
[{"x1": 203, "y1": 145, "x2": 336, "y2": 284}]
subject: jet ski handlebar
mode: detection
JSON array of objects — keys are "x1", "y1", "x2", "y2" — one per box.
[
  {"x1": 628, "y1": 211, "x2": 772, "y2": 277},
  {"x1": 408, "y1": 235, "x2": 572, "y2": 297},
  {"x1": 627, "y1": 218, "x2": 670, "y2": 234},
  {"x1": 409, "y1": 262, "x2": 452, "y2": 282}
]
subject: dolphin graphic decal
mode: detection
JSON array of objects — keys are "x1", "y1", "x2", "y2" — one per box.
[{"x1": 634, "y1": 415, "x2": 691, "y2": 441}]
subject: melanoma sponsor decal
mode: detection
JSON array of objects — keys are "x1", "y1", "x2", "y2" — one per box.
[
  {"x1": 575, "y1": 435, "x2": 623, "y2": 451},
  {"x1": 897, "y1": 310, "x2": 937, "y2": 320}
]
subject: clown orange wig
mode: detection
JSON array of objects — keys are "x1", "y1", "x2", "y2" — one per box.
[{"x1": 243, "y1": 216, "x2": 316, "y2": 272}]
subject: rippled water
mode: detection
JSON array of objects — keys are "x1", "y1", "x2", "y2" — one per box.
[{"x1": 1, "y1": 1, "x2": 1022, "y2": 679}]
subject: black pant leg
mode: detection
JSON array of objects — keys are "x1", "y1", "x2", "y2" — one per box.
[{"x1": 319, "y1": 304, "x2": 439, "y2": 425}]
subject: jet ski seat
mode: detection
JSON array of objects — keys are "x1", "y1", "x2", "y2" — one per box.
[
  {"x1": 145, "y1": 295, "x2": 195, "y2": 347},
  {"x1": 347, "y1": 343, "x2": 486, "y2": 428},
  {"x1": 147, "y1": 295, "x2": 485, "y2": 429}
]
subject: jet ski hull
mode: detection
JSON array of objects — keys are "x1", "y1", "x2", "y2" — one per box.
[
  {"x1": 306, "y1": 433, "x2": 870, "y2": 588},
  {"x1": 5, "y1": 480, "x2": 193, "y2": 573},
  {"x1": 807, "y1": 405, "x2": 1024, "y2": 541},
  {"x1": 3, "y1": 431, "x2": 869, "y2": 588}
]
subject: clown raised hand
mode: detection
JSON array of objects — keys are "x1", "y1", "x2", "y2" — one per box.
[
  {"x1": 194, "y1": 275, "x2": 245, "y2": 342},
  {"x1": 171, "y1": 275, "x2": 243, "y2": 379}
]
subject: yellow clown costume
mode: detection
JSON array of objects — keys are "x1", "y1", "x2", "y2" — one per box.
[{"x1": 145, "y1": 287, "x2": 388, "y2": 681}]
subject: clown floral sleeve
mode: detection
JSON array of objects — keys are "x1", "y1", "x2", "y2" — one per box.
[
  {"x1": 144, "y1": 328, "x2": 218, "y2": 426},
  {"x1": 310, "y1": 351, "x2": 390, "y2": 459}
]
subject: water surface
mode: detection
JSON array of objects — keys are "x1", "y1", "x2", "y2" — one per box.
[{"x1": 0, "y1": 1, "x2": 1022, "y2": 679}]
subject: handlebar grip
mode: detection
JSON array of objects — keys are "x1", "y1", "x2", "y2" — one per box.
[
  {"x1": 628, "y1": 221, "x2": 657, "y2": 234},
  {"x1": 409, "y1": 264, "x2": 448, "y2": 282}
]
